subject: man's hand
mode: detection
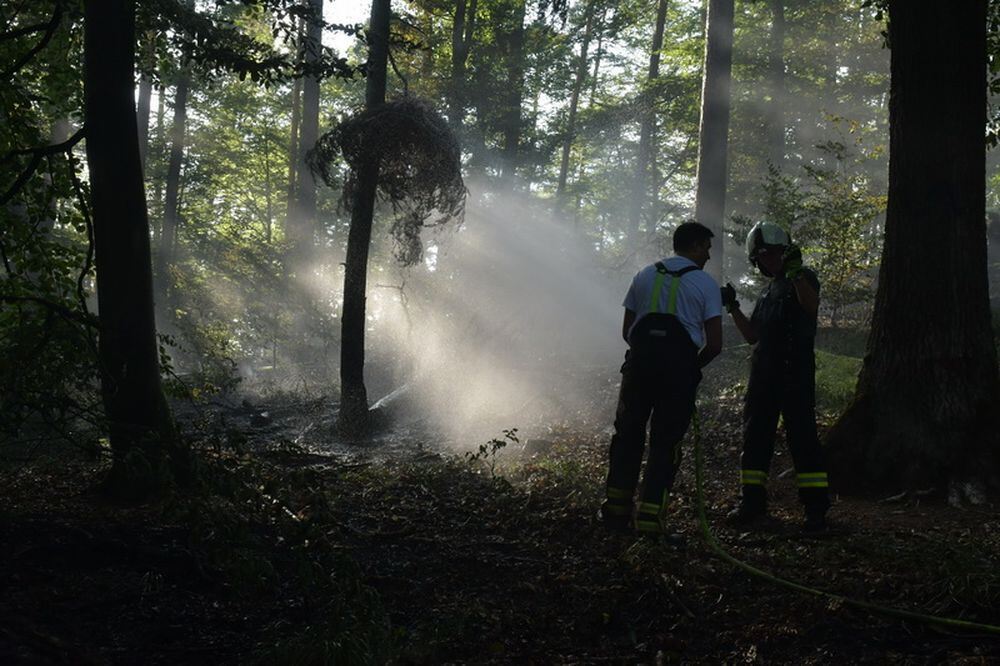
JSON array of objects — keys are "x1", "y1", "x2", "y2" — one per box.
[
  {"x1": 720, "y1": 282, "x2": 740, "y2": 313},
  {"x1": 782, "y1": 244, "x2": 804, "y2": 280}
]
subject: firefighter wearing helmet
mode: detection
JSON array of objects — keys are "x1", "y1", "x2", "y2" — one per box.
[{"x1": 720, "y1": 221, "x2": 830, "y2": 532}]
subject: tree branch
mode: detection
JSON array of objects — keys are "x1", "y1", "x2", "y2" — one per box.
[
  {"x1": 0, "y1": 295, "x2": 99, "y2": 328},
  {"x1": 1, "y1": 126, "x2": 85, "y2": 207}
]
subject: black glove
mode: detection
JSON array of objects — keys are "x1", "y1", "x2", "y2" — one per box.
[
  {"x1": 720, "y1": 282, "x2": 739, "y2": 313},
  {"x1": 782, "y1": 243, "x2": 804, "y2": 280}
]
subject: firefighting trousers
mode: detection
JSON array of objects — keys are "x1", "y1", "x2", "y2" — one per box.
[
  {"x1": 739, "y1": 359, "x2": 829, "y2": 514},
  {"x1": 604, "y1": 354, "x2": 701, "y2": 527}
]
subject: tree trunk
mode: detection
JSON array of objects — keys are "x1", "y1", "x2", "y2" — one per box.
[
  {"x1": 448, "y1": 0, "x2": 477, "y2": 128},
  {"x1": 151, "y1": 84, "x2": 166, "y2": 241},
  {"x1": 285, "y1": 18, "x2": 303, "y2": 226},
  {"x1": 156, "y1": 70, "x2": 189, "y2": 306},
  {"x1": 693, "y1": 0, "x2": 734, "y2": 282},
  {"x1": 826, "y1": 0, "x2": 1000, "y2": 495},
  {"x1": 499, "y1": 0, "x2": 526, "y2": 188},
  {"x1": 288, "y1": 0, "x2": 322, "y2": 269},
  {"x1": 338, "y1": 0, "x2": 390, "y2": 438},
  {"x1": 83, "y1": 0, "x2": 185, "y2": 499},
  {"x1": 588, "y1": 8, "x2": 607, "y2": 106},
  {"x1": 556, "y1": 0, "x2": 595, "y2": 207},
  {"x1": 626, "y1": 0, "x2": 668, "y2": 259},
  {"x1": 766, "y1": 0, "x2": 784, "y2": 168}
]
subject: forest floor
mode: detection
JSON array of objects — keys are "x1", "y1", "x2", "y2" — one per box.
[{"x1": 3, "y1": 328, "x2": 1000, "y2": 664}]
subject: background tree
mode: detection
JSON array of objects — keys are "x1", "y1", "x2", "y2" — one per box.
[
  {"x1": 84, "y1": 0, "x2": 187, "y2": 497},
  {"x1": 826, "y1": 0, "x2": 1000, "y2": 493},
  {"x1": 694, "y1": 0, "x2": 734, "y2": 281}
]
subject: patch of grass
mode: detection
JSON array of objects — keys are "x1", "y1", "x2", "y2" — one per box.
[{"x1": 815, "y1": 349, "x2": 861, "y2": 414}]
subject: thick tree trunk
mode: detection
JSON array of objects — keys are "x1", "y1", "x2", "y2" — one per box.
[
  {"x1": 83, "y1": 0, "x2": 185, "y2": 498},
  {"x1": 288, "y1": 0, "x2": 323, "y2": 269},
  {"x1": 499, "y1": 0, "x2": 526, "y2": 188},
  {"x1": 338, "y1": 0, "x2": 390, "y2": 438},
  {"x1": 693, "y1": 0, "x2": 734, "y2": 282},
  {"x1": 766, "y1": 0, "x2": 784, "y2": 167},
  {"x1": 626, "y1": 0, "x2": 668, "y2": 258},
  {"x1": 826, "y1": 0, "x2": 1000, "y2": 495},
  {"x1": 156, "y1": 71, "x2": 189, "y2": 306},
  {"x1": 556, "y1": 0, "x2": 595, "y2": 207}
]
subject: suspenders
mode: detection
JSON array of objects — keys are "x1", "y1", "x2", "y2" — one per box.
[{"x1": 649, "y1": 262, "x2": 698, "y2": 315}]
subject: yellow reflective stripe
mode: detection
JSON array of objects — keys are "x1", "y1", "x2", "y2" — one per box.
[
  {"x1": 741, "y1": 470, "x2": 768, "y2": 485},
  {"x1": 797, "y1": 472, "x2": 828, "y2": 488},
  {"x1": 638, "y1": 501, "x2": 661, "y2": 514},
  {"x1": 606, "y1": 487, "x2": 633, "y2": 500},
  {"x1": 602, "y1": 503, "x2": 632, "y2": 515},
  {"x1": 667, "y1": 276, "x2": 681, "y2": 315},
  {"x1": 650, "y1": 270, "x2": 667, "y2": 312},
  {"x1": 635, "y1": 519, "x2": 661, "y2": 533}
]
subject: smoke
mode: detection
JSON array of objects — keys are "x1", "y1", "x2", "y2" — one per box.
[{"x1": 366, "y1": 181, "x2": 626, "y2": 447}]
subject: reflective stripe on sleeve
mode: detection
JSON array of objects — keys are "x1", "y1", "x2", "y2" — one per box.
[{"x1": 741, "y1": 469, "x2": 768, "y2": 485}]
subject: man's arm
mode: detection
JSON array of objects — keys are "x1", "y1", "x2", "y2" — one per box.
[
  {"x1": 622, "y1": 308, "x2": 636, "y2": 343},
  {"x1": 699, "y1": 316, "x2": 723, "y2": 367}
]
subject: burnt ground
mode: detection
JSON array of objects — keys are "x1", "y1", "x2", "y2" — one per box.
[{"x1": 2, "y1": 343, "x2": 1000, "y2": 664}]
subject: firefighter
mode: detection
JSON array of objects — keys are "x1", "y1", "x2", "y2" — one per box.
[
  {"x1": 722, "y1": 221, "x2": 830, "y2": 532},
  {"x1": 600, "y1": 221, "x2": 723, "y2": 536}
]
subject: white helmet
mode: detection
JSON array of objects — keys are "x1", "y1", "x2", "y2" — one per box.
[{"x1": 746, "y1": 221, "x2": 790, "y2": 269}]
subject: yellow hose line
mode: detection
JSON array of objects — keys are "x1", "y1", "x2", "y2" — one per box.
[{"x1": 690, "y1": 408, "x2": 1000, "y2": 636}]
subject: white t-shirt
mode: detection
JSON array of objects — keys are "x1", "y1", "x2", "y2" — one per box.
[{"x1": 622, "y1": 256, "x2": 723, "y2": 348}]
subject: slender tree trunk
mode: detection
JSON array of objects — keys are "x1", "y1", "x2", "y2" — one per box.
[
  {"x1": 156, "y1": 71, "x2": 189, "y2": 305},
  {"x1": 499, "y1": 0, "x2": 526, "y2": 188},
  {"x1": 83, "y1": 0, "x2": 184, "y2": 498},
  {"x1": 285, "y1": 18, "x2": 303, "y2": 226},
  {"x1": 693, "y1": 0, "x2": 734, "y2": 282},
  {"x1": 338, "y1": 0, "x2": 390, "y2": 437},
  {"x1": 588, "y1": 9, "x2": 607, "y2": 106},
  {"x1": 289, "y1": 0, "x2": 323, "y2": 269},
  {"x1": 449, "y1": 0, "x2": 478, "y2": 129},
  {"x1": 626, "y1": 0, "x2": 668, "y2": 258},
  {"x1": 136, "y1": 32, "x2": 156, "y2": 168},
  {"x1": 556, "y1": 0, "x2": 595, "y2": 206},
  {"x1": 826, "y1": 0, "x2": 1000, "y2": 494},
  {"x1": 766, "y1": 0, "x2": 784, "y2": 168},
  {"x1": 151, "y1": 84, "x2": 166, "y2": 241}
]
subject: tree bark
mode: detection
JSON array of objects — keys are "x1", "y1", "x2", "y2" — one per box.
[
  {"x1": 338, "y1": 0, "x2": 390, "y2": 438},
  {"x1": 556, "y1": 0, "x2": 596, "y2": 207},
  {"x1": 288, "y1": 0, "x2": 322, "y2": 269},
  {"x1": 626, "y1": 0, "x2": 668, "y2": 258},
  {"x1": 826, "y1": 0, "x2": 1000, "y2": 494},
  {"x1": 766, "y1": 0, "x2": 784, "y2": 168},
  {"x1": 693, "y1": 0, "x2": 734, "y2": 282},
  {"x1": 83, "y1": 0, "x2": 185, "y2": 498}
]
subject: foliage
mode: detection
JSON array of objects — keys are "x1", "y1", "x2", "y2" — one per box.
[
  {"x1": 465, "y1": 427, "x2": 519, "y2": 478},
  {"x1": 761, "y1": 131, "x2": 886, "y2": 325}
]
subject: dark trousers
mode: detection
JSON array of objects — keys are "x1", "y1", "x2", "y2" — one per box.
[
  {"x1": 605, "y1": 353, "x2": 700, "y2": 518},
  {"x1": 740, "y1": 357, "x2": 829, "y2": 515}
]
